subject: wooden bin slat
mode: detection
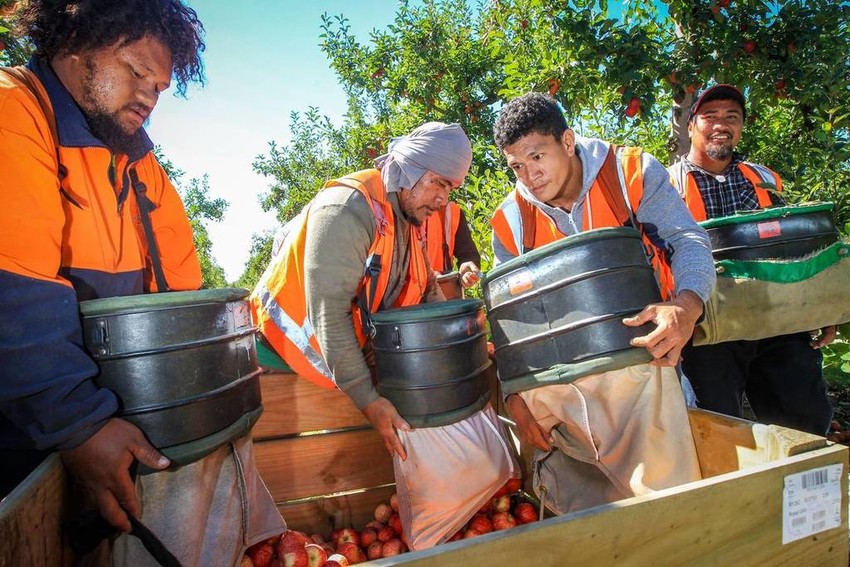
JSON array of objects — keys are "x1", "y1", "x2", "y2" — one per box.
[
  {"x1": 254, "y1": 372, "x2": 369, "y2": 440},
  {"x1": 375, "y1": 444, "x2": 848, "y2": 566},
  {"x1": 255, "y1": 429, "x2": 394, "y2": 502}
]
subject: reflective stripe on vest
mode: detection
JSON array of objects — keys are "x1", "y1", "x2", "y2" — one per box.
[{"x1": 255, "y1": 286, "x2": 331, "y2": 378}]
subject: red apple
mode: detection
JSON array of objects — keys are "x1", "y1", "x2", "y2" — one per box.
[
  {"x1": 513, "y1": 502, "x2": 539, "y2": 524},
  {"x1": 309, "y1": 534, "x2": 325, "y2": 545},
  {"x1": 381, "y1": 538, "x2": 405, "y2": 557},
  {"x1": 743, "y1": 40, "x2": 756, "y2": 54},
  {"x1": 446, "y1": 531, "x2": 463, "y2": 543},
  {"x1": 492, "y1": 494, "x2": 512, "y2": 513},
  {"x1": 360, "y1": 528, "x2": 378, "y2": 547},
  {"x1": 463, "y1": 527, "x2": 481, "y2": 539},
  {"x1": 366, "y1": 541, "x2": 384, "y2": 561},
  {"x1": 326, "y1": 554, "x2": 349, "y2": 567},
  {"x1": 374, "y1": 502, "x2": 392, "y2": 523},
  {"x1": 548, "y1": 78, "x2": 560, "y2": 97},
  {"x1": 377, "y1": 525, "x2": 398, "y2": 543},
  {"x1": 520, "y1": 19, "x2": 528, "y2": 29},
  {"x1": 305, "y1": 543, "x2": 328, "y2": 567},
  {"x1": 388, "y1": 513, "x2": 403, "y2": 535},
  {"x1": 468, "y1": 514, "x2": 493, "y2": 534},
  {"x1": 389, "y1": 492, "x2": 399, "y2": 512},
  {"x1": 281, "y1": 545, "x2": 309, "y2": 567},
  {"x1": 241, "y1": 555, "x2": 255, "y2": 567},
  {"x1": 321, "y1": 542, "x2": 336, "y2": 555},
  {"x1": 477, "y1": 498, "x2": 493, "y2": 515},
  {"x1": 336, "y1": 541, "x2": 366, "y2": 564},
  {"x1": 718, "y1": 0, "x2": 731, "y2": 7},
  {"x1": 505, "y1": 477, "x2": 523, "y2": 494},
  {"x1": 246, "y1": 541, "x2": 275, "y2": 567},
  {"x1": 625, "y1": 97, "x2": 641, "y2": 118},
  {"x1": 492, "y1": 512, "x2": 517, "y2": 531},
  {"x1": 333, "y1": 528, "x2": 360, "y2": 548}
]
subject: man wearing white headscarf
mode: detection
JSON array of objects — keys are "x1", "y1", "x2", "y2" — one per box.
[{"x1": 252, "y1": 122, "x2": 473, "y2": 458}]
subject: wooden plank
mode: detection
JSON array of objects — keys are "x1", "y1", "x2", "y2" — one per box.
[
  {"x1": 254, "y1": 372, "x2": 369, "y2": 440},
  {"x1": 279, "y1": 485, "x2": 397, "y2": 537},
  {"x1": 688, "y1": 409, "x2": 827, "y2": 478},
  {"x1": 0, "y1": 454, "x2": 74, "y2": 567},
  {"x1": 375, "y1": 443, "x2": 849, "y2": 566},
  {"x1": 255, "y1": 429, "x2": 394, "y2": 502}
]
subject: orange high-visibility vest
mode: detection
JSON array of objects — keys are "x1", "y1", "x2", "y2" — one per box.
[
  {"x1": 425, "y1": 202, "x2": 462, "y2": 273},
  {"x1": 251, "y1": 169, "x2": 429, "y2": 389},
  {"x1": 490, "y1": 146, "x2": 675, "y2": 298},
  {"x1": 668, "y1": 161, "x2": 781, "y2": 221}
]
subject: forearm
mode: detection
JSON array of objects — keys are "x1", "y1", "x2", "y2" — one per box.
[{"x1": 638, "y1": 155, "x2": 716, "y2": 302}]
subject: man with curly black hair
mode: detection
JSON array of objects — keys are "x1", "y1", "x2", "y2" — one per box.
[
  {"x1": 489, "y1": 92, "x2": 715, "y2": 514},
  {"x1": 0, "y1": 1, "x2": 283, "y2": 564}
]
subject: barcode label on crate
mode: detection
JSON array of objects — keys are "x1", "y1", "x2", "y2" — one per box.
[{"x1": 782, "y1": 464, "x2": 843, "y2": 544}]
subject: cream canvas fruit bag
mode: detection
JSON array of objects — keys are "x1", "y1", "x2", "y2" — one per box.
[
  {"x1": 392, "y1": 404, "x2": 519, "y2": 551},
  {"x1": 693, "y1": 241, "x2": 850, "y2": 345}
]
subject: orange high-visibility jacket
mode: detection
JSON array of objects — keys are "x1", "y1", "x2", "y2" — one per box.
[
  {"x1": 425, "y1": 202, "x2": 462, "y2": 273},
  {"x1": 667, "y1": 160, "x2": 782, "y2": 221},
  {"x1": 490, "y1": 146, "x2": 674, "y2": 297},
  {"x1": 0, "y1": 60, "x2": 200, "y2": 451},
  {"x1": 251, "y1": 169, "x2": 429, "y2": 389}
]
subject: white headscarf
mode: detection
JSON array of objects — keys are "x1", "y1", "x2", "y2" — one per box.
[{"x1": 374, "y1": 122, "x2": 473, "y2": 193}]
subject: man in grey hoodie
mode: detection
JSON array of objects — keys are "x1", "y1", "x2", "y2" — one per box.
[{"x1": 489, "y1": 92, "x2": 716, "y2": 513}]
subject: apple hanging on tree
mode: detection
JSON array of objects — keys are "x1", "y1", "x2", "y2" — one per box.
[{"x1": 625, "y1": 97, "x2": 641, "y2": 118}]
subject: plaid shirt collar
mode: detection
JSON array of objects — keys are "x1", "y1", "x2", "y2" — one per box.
[{"x1": 680, "y1": 153, "x2": 762, "y2": 219}]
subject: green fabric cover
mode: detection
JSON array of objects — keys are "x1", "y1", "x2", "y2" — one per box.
[
  {"x1": 371, "y1": 298, "x2": 483, "y2": 323},
  {"x1": 698, "y1": 202, "x2": 834, "y2": 229},
  {"x1": 714, "y1": 241, "x2": 849, "y2": 283},
  {"x1": 256, "y1": 337, "x2": 293, "y2": 372},
  {"x1": 499, "y1": 348, "x2": 653, "y2": 394},
  {"x1": 693, "y1": 241, "x2": 850, "y2": 345},
  {"x1": 483, "y1": 226, "x2": 642, "y2": 283},
  {"x1": 79, "y1": 287, "x2": 249, "y2": 316}
]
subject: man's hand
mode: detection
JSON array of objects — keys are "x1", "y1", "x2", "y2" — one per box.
[
  {"x1": 623, "y1": 290, "x2": 704, "y2": 367},
  {"x1": 60, "y1": 418, "x2": 170, "y2": 533},
  {"x1": 811, "y1": 326, "x2": 837, "y2": 349},
  {"x1": 505, "y1": 394, "x2": 553, "y2": 452},
  {"x1": 458, "y1": 261, "x2": 481, "y2": 289},
  {"x1": 361, "y1": 397, "x2": 411, "y2": 461}
]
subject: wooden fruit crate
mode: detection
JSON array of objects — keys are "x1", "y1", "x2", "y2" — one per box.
[
  {"x1": 256, "y1": 372, "x2": 849, "y2": 566},
  {"x1": 3, "y1": 370, "x2": 848, "y2": 566}
]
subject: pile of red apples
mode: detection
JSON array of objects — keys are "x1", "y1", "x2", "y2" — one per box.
[{"x1": 241, "y1": 478, "x2": 538, "y2": 566}]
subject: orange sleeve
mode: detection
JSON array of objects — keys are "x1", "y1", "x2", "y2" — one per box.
[{"x1": 0, "y1": 83, "x2": 72, "y2": 288}]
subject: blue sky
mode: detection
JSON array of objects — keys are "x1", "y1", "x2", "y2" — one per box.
[{"x1": 147, "y1": 1, "x2": 400, "y2": 281}]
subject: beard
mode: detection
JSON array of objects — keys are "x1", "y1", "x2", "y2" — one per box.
[
  {"x1": 706, "y1": 142, "x2": 733, "y2": 161},
  {"x1": 80, "y1": 60, "x2": 145, "y2": 155}
]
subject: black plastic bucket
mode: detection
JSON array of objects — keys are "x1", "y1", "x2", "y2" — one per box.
[
  {"x1": 482, "y1": 227, "x2": 660, "y2": 395},
  {"x1": 701, "y1": 203, "x2": 838, "y2": 261},
  {"x1": 79, "y1": 288, "x2": 263, "y2": 467},
  {"x1": 371, "y1": 299, "x2": 491, "y2": 427}
]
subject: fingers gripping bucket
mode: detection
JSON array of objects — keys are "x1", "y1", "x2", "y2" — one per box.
[
  {"x1": 371, "y1": 299, "x2": 492, "y2": 428},
  {"x1": 79, "y1": 288, "x2": 263, "y2": 468},
  {"x1": 482, "y1": 227, "x2": 661, "y2": 395}
]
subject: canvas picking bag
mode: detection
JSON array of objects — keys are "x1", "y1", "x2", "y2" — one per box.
[
  {"x1": 693, "y1": 240, "x2": 850, "y2": 346},
  {"x1": 392, "y1": 404, "x2": 519, "y2": 551}
]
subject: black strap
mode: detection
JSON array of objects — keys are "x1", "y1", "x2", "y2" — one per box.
[
  {"x1": 68, "y1": 509, "x2": 182, "y2": 567},
  {"x1": 129, "y1": 168, "x2": 170, "y2": 292},
  {"x1": 356, "y1": 253, "x2": 382, "y2": 338}
]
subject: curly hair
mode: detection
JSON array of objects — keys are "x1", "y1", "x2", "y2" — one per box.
[
  {"x1": 493, "y1": 92, "x2": 569, "y2": 150},
  {"x1": 14, "y1": 0, "x2": 205, "y2": 95}
]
